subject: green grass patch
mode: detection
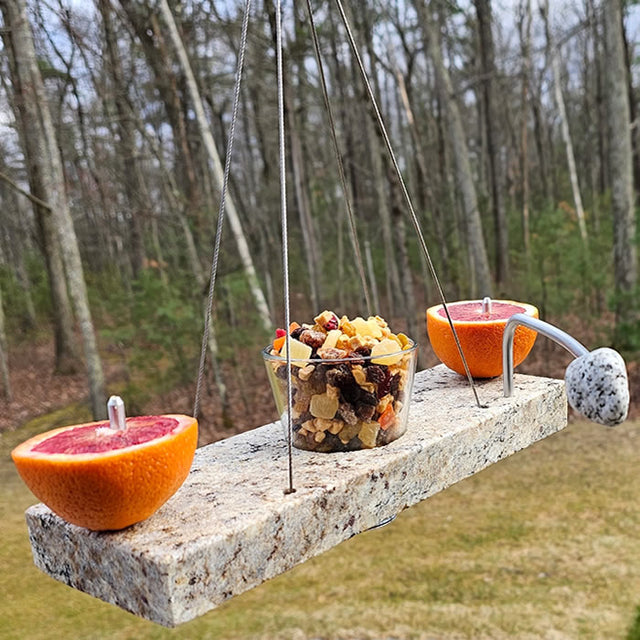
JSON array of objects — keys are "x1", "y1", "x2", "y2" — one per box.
[{"x1": 2, "y1": 419, "x2": 640, "y2": 639}]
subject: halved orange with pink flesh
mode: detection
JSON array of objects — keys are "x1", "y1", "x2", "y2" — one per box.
[
  {"x1": 426, "y1": 299, "x2": 538, "y2": 378},
  {"x1": 11, "y1": 414, "x2": 197, "y2": 531}
]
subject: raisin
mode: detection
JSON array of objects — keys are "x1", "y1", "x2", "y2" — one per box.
[
  {"x1": 390, "y1": 372, "x2": 401, "y2": 396},
  {"x1": 359, "y1": 391, "x2": 378, "y2": 406},
  {"x1": 374, "y1": 368, "x2": 392, "y2": 398},
  {"x1": 355, "y1": 402, "x2": 376, "y2": 420},
  {"x1": 356, "y1": 346, "x2": 372, "y2": 357},
  {"x1": 291, "y1": 326, "x2": 304, "y2": 340},
  {"x1": 366, "y1": 365, "x2": 386, "y2": 384},
  {"x1": 309, "y1": 364, "x2": 328, "y2": 386},
  {"x1": 326, "y1": 364, "x2": 355, "y2": 389}
]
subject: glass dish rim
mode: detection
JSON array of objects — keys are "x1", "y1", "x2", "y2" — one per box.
[{"x1": 261, "y1": 338, "x2": 417, "y2": 365}]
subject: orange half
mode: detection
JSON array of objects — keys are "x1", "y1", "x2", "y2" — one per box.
[
  {"x1": 11, "y1": 414, "x2": 198, "y2": 531},
  {"x1": 426, "y1": 299, "x2": 539, "y2": 378}
]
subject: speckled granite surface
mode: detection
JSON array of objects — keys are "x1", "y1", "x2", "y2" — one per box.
[{"x1": 25, "y1": 366, "x2": 566, "y2": 627}]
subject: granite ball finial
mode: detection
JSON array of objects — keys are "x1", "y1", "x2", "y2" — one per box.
[{"x1": 564, "y1": 347, "x2": 629, "y2": 426}]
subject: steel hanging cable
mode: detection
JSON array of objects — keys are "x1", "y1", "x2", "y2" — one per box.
[
  {"x1": 275, "y1": 0, "x2": 296, "y2": 494},
  {"x1": 333, "y1": 0, "x2": 486, "y2": 409},
  {"x1": 303, "y1": 0, "x2": 372, "y2": 317},
  {"x1": 194, "y1": 0, "x2": 252, "y2": 420}
]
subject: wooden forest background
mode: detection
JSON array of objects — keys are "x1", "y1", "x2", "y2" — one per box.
[{"x1": 0, "y1": 0, "x2": 638, "y2": 439}]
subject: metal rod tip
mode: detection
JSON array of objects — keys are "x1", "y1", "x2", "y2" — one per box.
[{"x1": 107, "y1": 395, "x2": 126, "y2": 431}]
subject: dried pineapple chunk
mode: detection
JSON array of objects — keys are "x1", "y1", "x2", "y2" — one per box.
[
  {"x1": 310, "y1": 392, "x2": 339, "y2": 419},
  {"x1": 359, "y1": 421, "x2": 380, "y2": 448},
  {"x1": 351, "y1": 316, "x2": 383, "y2": 339},
  {"x1": 279, "y1": 338, "x2": 312, "y2": 365},
  {"x1": 370, "y1": 338, "x2": 403, "y2": 365}
]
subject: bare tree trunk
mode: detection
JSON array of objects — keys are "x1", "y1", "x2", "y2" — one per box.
[
  {"x1": 416, "y1": 0, "x2": 493, "y2": 297},
  {"x1": 144, "y1": 127, "x2": 231, "y2": 416},
  {"x1": 119, "y1": 0, "x2": 203, "y2": 220},
  {"x1": 285, "y1": 78, "x2": 322, "y2": 311},
  {"x1": 474, "y1": 0, "x2": 509, "y2": 288},
  {"x1": 603, "y1": 0, "x2": 638, "y2": 343},
  {"x1": 99, "y1": 0, "x2": 147, "y2": 277},
  {"x1": 620, "y1": 7, "x2": 640, "y2": 198},
  {"x1": 0, "y1": 122, "x2": 77, "y2": 370},
  {"x1": 518, "y1": 0, "x2": 532, "y2": 258},
  {"x1": 586, "y1": 0, "x2": 606, "y2": 210},
  {"x1": 0, "y1": 167, "x2": 38, "y2": 330},
  {"x1": 529, "y1": 69, "x2": 552, "y2": 206},
  {"x1": 540, "y1": 0, "x2": 589, "y2": 246},
  {"x1": 157, "y1": 0, "x2": 272, "y2": 333},
  {"x1": 2, "y1": 0, "x2": 106, "y2": 418},
  {"x1": 0, "y1": 285, "x2": 11, "y2": 401}
]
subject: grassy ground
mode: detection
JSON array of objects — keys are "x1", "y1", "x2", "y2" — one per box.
[{"x1": 2, "y1": 415, "x2": 639, "y2": 640}]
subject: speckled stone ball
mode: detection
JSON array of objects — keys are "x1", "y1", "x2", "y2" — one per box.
[{"x1": 564, "y1": 347, "x2": 629, "y2": 426}]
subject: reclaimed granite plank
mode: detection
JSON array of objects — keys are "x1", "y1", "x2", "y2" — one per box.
[{"x1": 24, "y1": 366, "x2": 566, "y2": 627}]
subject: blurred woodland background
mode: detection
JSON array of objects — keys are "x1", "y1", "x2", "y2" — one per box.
[{"x1": 0, "y1": 0, "x2": 638, "y2": 440}]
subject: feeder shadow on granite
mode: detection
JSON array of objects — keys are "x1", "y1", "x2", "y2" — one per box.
[{"x1": 25, "y1": 365, "x2": 566, "y2": 627}]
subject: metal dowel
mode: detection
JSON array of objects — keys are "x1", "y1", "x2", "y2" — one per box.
[{"x1": 503, "y1": 314, "x2": 589, "y2": 397}]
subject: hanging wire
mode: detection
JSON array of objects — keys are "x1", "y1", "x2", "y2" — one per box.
[
  {"x1": 333, "y1": 0, "x2": 486, "y2": 409},
  {"x1": 303, "y1": 0, "x2": 372, "y2": 317},
  {"x1": 194, "y1": 0, "x2": 252, "y2": 420},
  {"x1": 275, "y1": 0, "x2": 296, "y2": 494}
]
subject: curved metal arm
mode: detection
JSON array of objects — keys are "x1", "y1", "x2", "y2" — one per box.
[{"x1": 503, "y1": 314, "x2": 589, "y2": 397}]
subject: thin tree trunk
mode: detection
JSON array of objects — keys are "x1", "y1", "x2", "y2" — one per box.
[
  {"x1": 158, "y1": 0, "x2": 272, "y2": 334},
  {"x1": 1, "y1": 0, "x2": 106, "y2": 418},
  {"x1": 474, "y1": 0, "x2": 509, "y2": 288},
  {"x1": 586, "y1": 0, "x2": 606, "y2": 224},
  {"x1": 620, "y1": 7, "x2": 640, "y2": 197},
  {"x1": 99, "y1": 0, "x2": 147, "y2": 277},
  {"x1": 518, "y1": 0, "x2": 532, "y2": 258},
  {"x1": 540, "y1": 0, "x2": 589, "y2": 246},
  {"x1": 603, "y1": 0, "x2": 638, "y2": 342},
  {"x1": 145, "y1": 128, "x2": 231, "y2": 415},
  {"x1": 120, "y1": 0, "x2": 203, "y2": 219},
  {"x1": 285, "y1": 78, "x2": 322, "y2": 311},
  {"x1": 0, "y1": 285, "x2": 11, "y2": 401},
  {"x1": 417, "y1": 0, "x2": 493, "y2": 297},
  {"x1": 0, "y1": 169, "x2": 38, "y2": 329},
  {"x1": 364, "y1": 239, "x2": 381, "y2": 314}
]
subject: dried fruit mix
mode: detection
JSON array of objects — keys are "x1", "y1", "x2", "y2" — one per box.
[{"x1": 264, "y1": 311, "x2": 417, "y2": 452}]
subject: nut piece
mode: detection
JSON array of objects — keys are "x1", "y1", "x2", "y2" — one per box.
[{"x1": 298, "y1": 364, "x2": 315, "y2": 381}]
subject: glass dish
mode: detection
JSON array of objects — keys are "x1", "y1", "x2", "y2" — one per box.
[{"x1": 263, "y1": 340, "x2": 417, "y2": 452}]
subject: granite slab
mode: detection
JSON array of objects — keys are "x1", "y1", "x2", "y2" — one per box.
[{"x1": 24, "y1": 366, "x2": 566, "y2": 627}]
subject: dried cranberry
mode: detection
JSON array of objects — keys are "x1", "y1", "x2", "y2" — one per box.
[
  {"x1": 323, "y1": 314, "x2": 339, "y2": 331},
  {"x1": 276, "y1": 328, "x2": 286, "y2": 338}
]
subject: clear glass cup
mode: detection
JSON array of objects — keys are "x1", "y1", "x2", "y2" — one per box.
[{"x1": 262, "y1": 340, "x2": 418, "y2": 452}]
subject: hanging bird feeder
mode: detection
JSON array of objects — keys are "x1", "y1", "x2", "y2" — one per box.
[{"x1": 13, "y1": 0, "x2": 629, "y2": 628}]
